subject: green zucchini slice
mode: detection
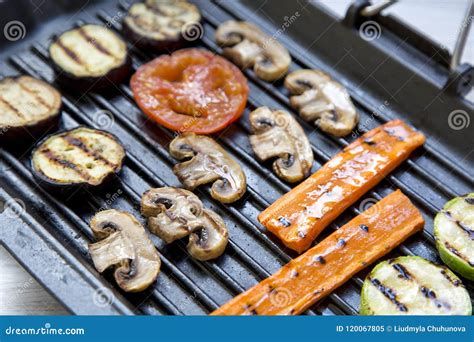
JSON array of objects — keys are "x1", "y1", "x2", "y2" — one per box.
[
  {"x1": 434, "y1": 193, "x2": 474, "y2": 280},
  {"x1": 360, "y1": 256, "x2": 472, "y2": 315},
  {"x1": 31, "y1": 127, "x2": 125, "y2": 189}
]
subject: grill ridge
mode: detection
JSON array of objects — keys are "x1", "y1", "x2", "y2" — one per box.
[{"x1": 0, "y1": 0, "x2": 471, "y2": 316}]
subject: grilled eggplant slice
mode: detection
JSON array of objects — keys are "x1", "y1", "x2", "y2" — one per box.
[
  {"x1": 89, "y1": 209, "x2": 161, "y2": 292},
  {"x1": 360, "y1": 256, "x2": 472, "y2": 315},
  {"x1": 31, "y1": 127, "x2": 125, "y2": 191},
  {"x1": 49, "y1": 24, "x2": 131, "y2": 90},
  {"x1": 0, "y1": 76, "x2": 61, "y2": 143},
  {"x1": 123, "y1": 0, "x2": 202, "y2": 51},
  {"x1": 434, "y1": 193, "x2": 474, "y2": 280}
]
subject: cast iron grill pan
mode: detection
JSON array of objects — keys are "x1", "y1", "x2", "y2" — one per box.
[{"x1": 0, "y1": 0, "x2": 472, "y2": 315}]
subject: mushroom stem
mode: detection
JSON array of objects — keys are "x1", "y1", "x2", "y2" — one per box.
[
  {"x1": 249, "y1": 129, "x2": 293, "y2": 161},
  {"x1": 284, "y1": 70, "x2": 359, "y2": 137},
  {"x1": 172, "y1": 153, "x2": 221, "y2": 190},
  {"x1": 89, "y1": 231, "x2": 134, "y2": 273},
  {"x1": 141, "y1": 187, "x2": 229, "y2": 261}
]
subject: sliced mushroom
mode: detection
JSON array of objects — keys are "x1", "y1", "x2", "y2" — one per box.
[
  {"x1": 215, "y1": 21, "x2": 291, "y2": 81},
  {"x1": 249, "y1": 107, "x2": 313, "y2": 183},
  {"x1": 141, "y1": 187, "x2": 228, "y2": 261},
  {"x1": 284, "y1": 69, "x2": 359, "y2": 137},
  {"x1": 88, "y1": 209, "x2": 160, "y2": 292},
  {"x1": 169, "y1": 133, "x2": 246, "y2": 203}
]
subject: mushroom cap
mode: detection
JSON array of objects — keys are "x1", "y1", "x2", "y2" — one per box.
[
  {"x1": 215, "y1": 20, "x2": 291, "y2": 81},
  {"x1": 89, "y1": 209, "x2": 161, "y2": 292},
  {"x1": 169, "y1": 133, "x2": 246, "y2": 203},
  {"x1": 284, "y1": 69, "x2": 359, "y2": 137},
  {"x1": 249, "y1": 107, "x2": 314, "y2": 182},
  {"x1": 187, "y1": 209, "x2": 228, "y2": 261},
  {"x1": 141, "y1": 187, "x2": 229, "y2": 261},
  {"x1": 141, "y1": 187, "x2": 204, "y2": 243}
]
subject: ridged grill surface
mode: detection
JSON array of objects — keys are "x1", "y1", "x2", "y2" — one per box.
[{"x1": 0, "y1": 0, "x2": 472, "y2": 315}]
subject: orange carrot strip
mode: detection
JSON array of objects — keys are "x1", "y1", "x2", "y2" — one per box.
[
  {"x1": 212, "y1": 190, "x2": 424, "y2": 315},
  {"x1": 258, "y1": 120, "x2": 425, "y2": 253}
]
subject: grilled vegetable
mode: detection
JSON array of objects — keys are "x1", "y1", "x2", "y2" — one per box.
[
  {"x1": 215, "y1": 21, "x2": 291, "y2": 81},
  {"x1": 49, "y1": 24, "x2": 131, "y2": 90},
  {"x1": 31, "y1": 127, "x2": 125, "y2": 190},
  {"x1": 141, "y1": 187, "x2": 228, "y2": 261},
  {"x1": 0, "y1": 76, "x2": 61, "y2": 142},
  {"x1": 123, "y1": 0, "x2": 202, "y2": 51},
  {"x1": 130, "y1": 48, "x2": 248, "y2": 134},
  {"x1": 434, "y1": 193, "x2": 474, "y2": 280},
  {"x1": 360, "y1": 256, "x2": 471, "y2": 315},
  {"x1": 89, "y1": 209, "x2": 161, "y2": 292},
  {"x1": 169, "y1": 133, "x2": 246, "y2": 203},
  {"x1": 212, "y1": 190, "x2": 424, "y2": 315},
  {"x1": 259, "y1": 120, "x2": 426, "y2": 253},
  {"x1": 284, "y1": 69, "x2": 359, "y2": 137},
  {"x1": 249, "y1": 106, "x2": 313, "y2": 183}
]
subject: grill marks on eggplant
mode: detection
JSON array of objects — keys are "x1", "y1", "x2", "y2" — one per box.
[
  {"x1": 361, "y1": 256, "x2": 471, "y2": 315},
  {"x1": 50, "y1": 24, "x2": 128, "y2": 79},
  {"x1": 0, "y1": 76, "x2": 61, "y2": 129},
  {"x1": 123, "y1": 0, "x2": 202, "y2": 51},
  {"x1": 32, "y1": 127, "x2": 125, "y2": 186}
]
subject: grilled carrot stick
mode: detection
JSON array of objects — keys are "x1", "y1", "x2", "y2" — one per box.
[
  {"x1": 259, "y1": 120, "x2": 425, "y2": 253},
  {"x1": 212, "y1": 190, "x2": 424, "y2": 315}
]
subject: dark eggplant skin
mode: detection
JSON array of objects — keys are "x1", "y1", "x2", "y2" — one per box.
[
  {"x1": 0, "y1": 111, "x2": 60, "y2": 146},
  {"x1": 49, "y1": 26, "x2": 132, "y2": 92},
  {"x1": 122, "y1": 19, "x2": 202, "y2": 52},
  {"x1": 0, "y1": 76, "x2": 62, "y2": 146},
  {"x1": 50, "y1": 54, "x2": 132, "y2": 92},
  {"x1": 30, "y1": 126, "x2": 126, "y2": 196},
  {"x1": 121, "y1": 0, "x2": 203, "y2": 52}
]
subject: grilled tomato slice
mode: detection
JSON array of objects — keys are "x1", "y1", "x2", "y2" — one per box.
[{"x1": 130, "y1": 48, "x2": 248, "y2": 134}]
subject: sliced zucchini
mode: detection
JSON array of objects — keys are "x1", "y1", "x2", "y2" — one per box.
[
  {"x1": 49, "y1": 24, "x2": 131, "y2": 90},
  {"x1": 434, "y1": 193, "x2": 474, "y2": 280},
  {"x1": 31, "y1": 127, "x2": 125, "y2": 190},
  {"x1": 0, "y1": 76, "x2": 61, "y2": 142},
  {"x1": 360, "y1": 256, "x2": 472, "y2": 315},
  {"x1": 123, "y1": 0, "x2": 202, "y2": 51}
]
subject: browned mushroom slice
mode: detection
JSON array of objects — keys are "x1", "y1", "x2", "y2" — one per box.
[
  {"x1": 249, "y1": 107, "x2": 313, "y2": 183},
  {"x1": 141, "y1": 187, "x2": 228, "y2": 261},
  {"x1": 169, "y1": 133, "x2": 246, "y2": 203},
  {"x1": 284, "y1": 69, "x2": 359, "y2": 137},
  {"x1": 88, "y1": 210, "x2": 161, "y2": 292},
  {"x1": 215, "y1": 21, "x2": 291, "y2": 81}
]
